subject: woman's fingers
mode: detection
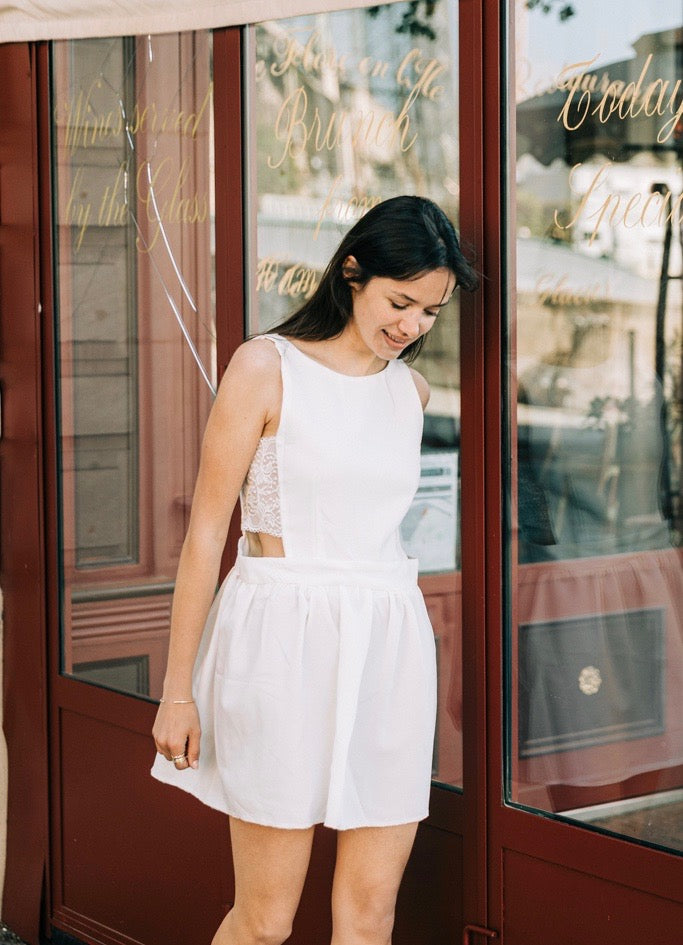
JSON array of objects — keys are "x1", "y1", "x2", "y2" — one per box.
[
  {"x1": 186, "y1": 724, "x2": 201, "y2": 770},
  {"x1": 171, "y1": 744, "x2": 189, "y2": 769},
  {"x1": 153, "y1": 704, "x2": 200, "y2": 770}
]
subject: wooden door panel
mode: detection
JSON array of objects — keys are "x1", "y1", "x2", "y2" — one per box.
[
  {"x1": 395, "y1": 825, "x2": 464, "y2": 945},
  {"x1": 503, "y1": 850, "x2": 683, "y2": 945},
  {"x1": 54, "y1": 702, "x2": 231, "y2": 945}
]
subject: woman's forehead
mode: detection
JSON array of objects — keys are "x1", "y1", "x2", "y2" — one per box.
[{"x1": 382, "y1": 269, "x2": 456, "y2": 303}]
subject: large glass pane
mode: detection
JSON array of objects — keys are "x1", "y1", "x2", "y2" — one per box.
[
  {"x1": 52, "y1": 33, "x2": 215, "y2": 699},
  {"x1": 245, "y1": 1, "x2": 464, "y2": 787},
  {"x1": 508, "y1": 0, "x2": 683, "y2": 853}
]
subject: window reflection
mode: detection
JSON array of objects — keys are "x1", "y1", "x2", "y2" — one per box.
[
  {"x1": 246, "y1": 1, "x2": 465, "y2": 788},
  {"x1": 52, "y1": 33, "x2": 215, "y2": 699},
  {"x1": 510, "y1": 0, "x2": 683, "y2": 854}
]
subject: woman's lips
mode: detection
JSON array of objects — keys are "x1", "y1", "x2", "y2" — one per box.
[{"x1": 382, "y1": 328, "x2": 409, "y2": 349}]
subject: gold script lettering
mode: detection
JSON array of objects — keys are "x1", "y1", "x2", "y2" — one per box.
[
  {"x1": 137, "y1": 158, "x2": 209, "y2": 252},
  {"x1": 60, "y1": 82, "x2": 213, "y2": 156},
  {"x1": 62, "y1": 80, "x2": 124, "y2": 154},
  {"x1": 314, "y1": 176, "x2": 382, "y2": 238},
  {"x1": 267, "y1": 86, "x2": 418, "y2": 170},
  {"x1": 278, "y1": 264, "x2": 319, "y2": 298},
  {"x1": 554, "y1": 163, "x2": 683, "y2": 244},
  {"x1": 557, "y1": 55, "x2": 683, "y2": 145},
  {"x1": 256, "y1": 257, "x2": 280, "y2": 293},
  {"x1": 98, "y1": 162, "x2": 129, "y2": 226},
  {"x1": 396, "y1": 48, "x2": 446, "y2": 102},
  {"x1": 269, "y1": 30, "x2": 348, "y2": 80},
  {"x1": 63, "y1": 166, "x2": 92, "y2": 251},
  {"x1": 536, "y1": 272, "x2": 607, "y2": 307}
]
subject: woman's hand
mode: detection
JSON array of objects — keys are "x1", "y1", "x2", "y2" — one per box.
[{"x1": 153, "y1": 702, "x2": 201, "y2": 771}]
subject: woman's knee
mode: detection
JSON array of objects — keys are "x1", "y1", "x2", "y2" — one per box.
[
  {"x1": 332, "y1": 884, "x2": 396, "y2": 942},
  {"x1": 244, "y1": 910, "x2": 293, "y2": 945},
  {"x1": 213, "y1": 904, "x2": 294, "y2": 945}
]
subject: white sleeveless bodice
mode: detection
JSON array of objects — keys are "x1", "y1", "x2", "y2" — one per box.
[{"x1": 240, "y1": 333, "x2": 423, "y2": 561}]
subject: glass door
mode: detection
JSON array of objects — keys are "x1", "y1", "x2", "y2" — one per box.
[
  {"x1": 510, "y1": 0, "x2": 682, "y2": 853},
  {"x1": 241, "y1": 4, "x2": 474, "y2": 940},
  {"x1": 47, "y1": 33, "x2": 236, "y2": 945},
  {"x1": 52, "y1": 33, "x2": 216, "y2": 701},
  {"x1": 496, "y1": 0, "x2": 683, "y2": 940},
  {"x1": 243, "y1": 0, "x2": 466, "y2": 796}
]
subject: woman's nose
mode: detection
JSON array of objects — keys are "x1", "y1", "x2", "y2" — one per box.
[{"x1": 397, "y1": 310, "x2": 422, "y2": 338}]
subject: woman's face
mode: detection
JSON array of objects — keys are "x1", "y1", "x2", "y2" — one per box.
[{"x1": 346, "y1": 262, "x2": 455, "y2": 360}]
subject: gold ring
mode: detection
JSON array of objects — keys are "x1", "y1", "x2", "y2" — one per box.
[{"x1": 171, "y1": 754, "x2": 187, "y2": 763}]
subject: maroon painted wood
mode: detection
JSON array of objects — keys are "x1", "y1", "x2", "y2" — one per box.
[
  {"x1": 0, "y1": 41, "x2": 50, "y2": 945},
  {"x1": 213, "y1": 27, "x2": 249, "y2": 578},
  {"x1": 396, "y1": 823, "x2": 465, "y2": 945},
  {"x1": 458, "y1": 0, "x2": 490, "y2": 934},
  {"x1": 52, "y1": 689, "x2": 229, "y2": 945},
  {"x1": 478, "y1": 0, "x2": 506, "y2": 938},
  {"x1": 503, "y1": 850, "x2": 683, "y2": 945}
]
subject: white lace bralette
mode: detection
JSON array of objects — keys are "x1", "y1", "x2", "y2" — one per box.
[{"x1": 240, "y1": 436, "x2": 282, "y2": 537}]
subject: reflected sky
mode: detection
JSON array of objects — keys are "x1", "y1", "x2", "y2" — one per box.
[{"x1": 520, "y1": 0, "x2": 682, "y2": 97}]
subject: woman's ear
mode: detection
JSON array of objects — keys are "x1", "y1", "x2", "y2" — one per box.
[{"x1": 342, "y1": 255, "x2": 362, "y2": 285}]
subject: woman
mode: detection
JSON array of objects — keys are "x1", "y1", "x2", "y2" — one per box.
[{"x1": 152, "y1": 195, "x2": 478, "y2": 945}]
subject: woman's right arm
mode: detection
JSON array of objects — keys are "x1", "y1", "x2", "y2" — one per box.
[{"x1": 152, "y1": 338, "x2": 282, "y2": 769}]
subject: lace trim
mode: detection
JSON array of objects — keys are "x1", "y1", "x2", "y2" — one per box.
[{"x1": 241, "y1": 437, "x2": 282, "y2": 537}]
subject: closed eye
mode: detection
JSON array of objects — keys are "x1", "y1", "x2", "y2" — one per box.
[{"x1": 391, "y1": 300, "x2": 440, "y2": 316}]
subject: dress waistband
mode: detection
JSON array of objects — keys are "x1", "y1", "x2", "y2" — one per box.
[{"x1": 235, "y1": 550, "x2": 419, "y2": 590}]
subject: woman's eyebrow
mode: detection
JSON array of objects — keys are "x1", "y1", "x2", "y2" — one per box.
[{"x1": 395, "y1": 291, "x2": 448, "y2": 309}]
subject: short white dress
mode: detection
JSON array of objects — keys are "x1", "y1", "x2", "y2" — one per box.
[{"x1": 151, "y1": 334, "x2": 437, "y2": 830}]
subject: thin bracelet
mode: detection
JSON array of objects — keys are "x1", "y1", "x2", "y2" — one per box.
[{"x1": 159, "y1": 698, "x2": 195, "y2": 704}]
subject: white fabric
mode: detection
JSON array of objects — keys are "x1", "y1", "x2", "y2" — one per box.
[
  {"x1": 0, "y1": 0, "x2": 402, "y2": 44},
  {"x1": 151, "y1": 333, "x2": 437, "y2": 829},
  {"x1": 240, "y1": 436, "x2": 282, "y2": 538}
]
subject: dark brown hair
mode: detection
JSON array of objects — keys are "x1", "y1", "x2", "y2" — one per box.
[{"x1": 272, "y1": 195, "x2": 479, "y2": 362}]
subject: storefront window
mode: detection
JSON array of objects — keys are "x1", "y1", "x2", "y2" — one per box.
[
  {"x1": 52, "y1": 33, "x2": 215, "y2": 698},
  {"x1": 508, "y1": 0, "x2": 683, "y2": 853},
  {"x1": 245, "y1": 0, "x2": 465, "y2": 788}
]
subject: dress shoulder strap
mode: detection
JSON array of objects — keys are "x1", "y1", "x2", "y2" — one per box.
[{"x1": 250, "y1": 332, "x2": 289, "y2": 357}]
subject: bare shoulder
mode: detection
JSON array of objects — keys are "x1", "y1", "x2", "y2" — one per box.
[
  {"x1": 217, "y1": 336, "x2": 281, "y2": 393},
  {"x1": 211, "y1": 336, "x2": 282, "y2": 431},
  {"x1": 228, "y1": 335, "x2": 282, "y2": 377},
  {"x1": 408, "y1": 366, "x2": 431, "y2": 411}
]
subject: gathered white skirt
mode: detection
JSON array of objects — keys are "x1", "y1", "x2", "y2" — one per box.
[{"x1": 151, "y1": 552, "x2": 437, "y2": 830}]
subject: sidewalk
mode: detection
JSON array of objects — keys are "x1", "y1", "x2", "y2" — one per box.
[{"x1": 0, "y1": 923, "x2": 26, "y2": 944}]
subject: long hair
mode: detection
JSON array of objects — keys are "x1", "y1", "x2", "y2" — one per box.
[{"x1": 272, "y1": 195, "x2": 479, "y2": 362}]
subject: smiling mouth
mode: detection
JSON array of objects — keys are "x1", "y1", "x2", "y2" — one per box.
[{"x1": 383, "y1": 329, "x2": 409, "y2": 346}]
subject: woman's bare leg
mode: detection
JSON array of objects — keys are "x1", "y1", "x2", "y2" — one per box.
[
  {"x1": 212, "y1": 817, "x2": 315, "y2": 945},
  {"x1": 330, "y1": 822, "x2": 419, "y2": 945}
]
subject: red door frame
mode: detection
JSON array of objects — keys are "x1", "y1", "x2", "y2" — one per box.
[
  {"x1": 0, "y1": 41, "x2": 50, "y2": 945},
  {"x1": 458, "y1": 0, "x2": 491, "y2": 935},
  {"x1": 482, "y1": 4, "x2": 683, "y2": 943}
]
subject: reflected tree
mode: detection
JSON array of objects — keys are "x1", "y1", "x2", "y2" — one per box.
[
  {"x1": 368, "y1": 1, "x2": 439, "y2": 40},
  {"x1": 525, "y1": 0, "x2": 575, "y2": 21}
]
